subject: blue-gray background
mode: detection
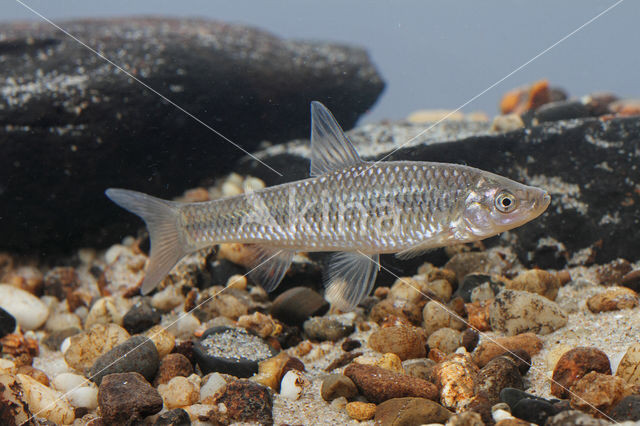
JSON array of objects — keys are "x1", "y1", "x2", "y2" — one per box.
[{"x1": 3, "y1": 0, "x2": 638, "y2": 123}]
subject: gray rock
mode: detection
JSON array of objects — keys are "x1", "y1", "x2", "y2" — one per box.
[
  {"x1": 97, "y1": 372, "x2": 163, "y2": 425},
  {"x1": 0, "y1": 18, "x2": 384, "y2": 253},
  {"x1": 122, "y1": 298, "x2": 161, "y2": 334},
  {"x1": 90, "y1": 335, "x2": 159, "y2": 385},
  {"x1": 303, "y1": 315, "x2": 354, "y2": 342},
  {"x1": 240, "y1": 116, "x2": 640, "y2": 268}
]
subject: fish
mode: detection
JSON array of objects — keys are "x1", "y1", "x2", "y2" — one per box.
[{"x1": 106, "y1": 101, "x2": 550, "y2": 309}]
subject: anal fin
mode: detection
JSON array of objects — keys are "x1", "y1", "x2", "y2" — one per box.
[
  {"x1": 245, "y1": 244, "x2": 294, "y2": 292},
  {"x1": 324, "y1": 252, "x2": 379, "y2": 310}
]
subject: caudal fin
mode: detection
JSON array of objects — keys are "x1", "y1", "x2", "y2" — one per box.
[{"x1": 105, "y1": 188, "x2": 189, "y2": 295}]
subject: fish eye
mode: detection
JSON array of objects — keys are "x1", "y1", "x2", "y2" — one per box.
[{"x1": 495, "y1": 191, "x2": 517, "y2": 213}]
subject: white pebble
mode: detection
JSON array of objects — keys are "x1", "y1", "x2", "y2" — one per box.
[
  {"x1": 492, "y1": 408, "x2": 515, "y2": 422},
  {"x1": 60, "y1": 336, "x2": 72, "y2": 354},
  {"x1": 53, "y1": 372, "x2": 88, "y2": 392},
  {"x1": 280, "y1": 370, "x2": 309, "y2": 400},
  {"x1": 151, "y1": 285, "x2": 184, "y2": 311},
  {"x1": 104, "y1": 244, "x2": 130, "y2": 265},
  {"x1": 66, "y1": 386, "x2": 98, "y2": 409},
  {"x1": 164, "y1": 313, "x2": 200, "y2": 339},
  {"x1": 222, "y1": 181, "x2": 243, "y2": 197},
  {"x1": 0, "y1": 284, "x2": 49, "y2": 330},
  {"x1": 200, "y1": 373, "x2": 227, "y2": 402},
  {"x1": 242, "y1": 176, "x2": 265, "y2": 193},
  {"x1": 0, "y1": 358, "x2": 16, "y2": 374},
  {"x1": 16, "y1": 374, "x2": 74, "y2": 424},
  {"x1": 158, "y1": 376, "x2": 199, "y2": 409}
]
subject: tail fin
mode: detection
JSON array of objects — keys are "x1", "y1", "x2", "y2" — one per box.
[{"x1": 105, "y1": 188, "x2": 189, "y2": 295}]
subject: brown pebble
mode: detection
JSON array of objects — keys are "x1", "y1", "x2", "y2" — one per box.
[
  {"x1": 621, "y1": 269, "x2": 640, "y2": 292},
  {"x1": 570, "y1": 371, "x2": 634, "y2": 418},
  {"x1": 344, "y1": 363, "x2": 438, "y2": 404},
  {"x1": 374, "y1": 286, "x2": 390, "y2": 299},
  {"x1": 616, "y1": 343, "x2": 640, "y2": 385},
  {"x1": 501, "y1": 348, "x2": 532, "y2": 375},
  {"x1": 447, "y1": 411, "x2": 485, "y2": 425},
  {"x1": 370, "y1": 299, "x2": 418, "y2": 325},
  {"x1": 403, "y1": 359, "x2": 436, "y2": 381},
  {"x1": 341, "y1": 338, "x2": 362, "y2": 352},
  {"x1": 16, "y1": 365, "x2": 49, "y2": 387},
  {"x1": 368, "y1": 325, "x2": 426, "y2": 360},
  {"x1": 461, "y1": 329, "x2": 479, "y2": 352},
  {"x1": 428, "y1": 348, "x2": 447, "y2": 363},
  {"x1": 466, "y1": 301, "x2": 491, "y2": 331},
  {"x1": 473, "y1": 332, "x2": 543, "y2": 367},
  {"x1": 507, "y1": 269, "x2": 561, "y2": 300},
  {"x1": 324, "y1": 351, "x2": 362, "y2": 372},
  {"x1": 551, "y1": 347, "x2": 611, "y2": 398},
  {"x1": 432, "y1": 354, "x2": 479, "y2": 411},
  {"x1": 320, "y1": 374, "x2": 358, "y2": 401},
  {"x1": 346, "y1": 401, "x2": 376, "y2": 421},
  {"x1": 556, "y1": 270, "x2": 572, "y2": 285},
  {"x1": 595, "y1": 258, "x2": 632, "y2": 286},
  {"x1": 475, "y1": 356, "x2": 523, "y2": 405},
  {"x1": 153, "y1": 353, "x2": 194, "y2": 386},
  {"x1": 282, "y1": 357, "x2": 305, "y2": 376},
  {"x1": 587, "y1": 287, "x2": 639, "y2": 313},
  {"x1": 98, "y1": 372, "x2": 163, "y2": 424},
  {"x1": 374, "y1": 397, "x2": 452, "y2": 425}
]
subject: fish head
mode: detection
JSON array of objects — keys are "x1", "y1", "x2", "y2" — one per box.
[{"x1": 462, "y1": 174, "x2": 550, "y2": 238}]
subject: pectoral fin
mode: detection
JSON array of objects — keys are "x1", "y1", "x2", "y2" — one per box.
[
  {"x1": 324, "y1": 251, "x2": 379, "y2": 310},
  {"x1": 245, "y1": 244, "x2": 294, "y2": 292}
]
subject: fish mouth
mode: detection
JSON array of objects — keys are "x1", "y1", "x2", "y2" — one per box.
[{"x1": 536, "y1": 191, "x2": 551, "y2": 214}]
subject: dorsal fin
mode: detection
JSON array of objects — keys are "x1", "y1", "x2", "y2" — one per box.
[{"x1": 310, "y1": 101, "x2": 363, "y2": 177}]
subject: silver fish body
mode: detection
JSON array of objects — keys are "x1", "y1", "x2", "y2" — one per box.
[{"x1": 107, "y1": 102, "x2": 550, "y2": 309}]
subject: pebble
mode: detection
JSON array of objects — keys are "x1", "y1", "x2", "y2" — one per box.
[
  {"x1": 461, "y1": 328, "x2": 480, "y2": 353},
  {"x1": 491, "y1": 113, "x2": 525, "y2": 133},
  {"x1": 0, "y1": 358, "x2": 16, "y2": 375},
  {"x1": 551, "y1": 346, "x2": 611, "y2": 398},
  {"x1": 424, "y1": 278, "x2": 453, "y2": 302},
  {"x1": 465, "y1": 300, "x2": 491, "y2": 331},
  {"x1": 52, "y1": 372, "x2": 98, "y2": 409},
  {"x1": 16, "y1": 373, "x2": 75, "y2": 424},
  {"x1": 122, "y1": 298, "x2": 161, "y2": 334},
  {"x1": 431, "y1": 354, "x2": 479, "y2": 411},
  {"x1": 344, "y1": 362, "x2": 437, "y2": 404},
  {"x1": 489, "y1": 289, "x2": 568, "y2": 335},
  {"x1": 621, "y1": 269, "x2": 640, "y2": 292},
  {"x1": 158, "y1": 375, "x2": 200, "y2": 409},
  {"x1": 427, "y1": 327, "x2": 461, "y2": 353},
  {"x1": 534, "y1": 99, "x2": 592, "y2": 123},
  {"x1": 213, "y1": 379, "x2": 273, "y2": 425},
  {"x1": 445, "y1": 251, "x2": 506, "y2": 282},
  {"x1": 0, "y1": 374, "x2": 31, "y2": 424},
  {"x1": 154, "y1": 353, "x2": 194, "y2": 386},
  {"x1": 507, "y1": 269, "x2": 561, "y2": 300},
  {"x1": 346, "y1": 401, "x2": 376, "y2": 421},
  {"x1": 97, "y1": 372, "x2": 163, "y2": 424},
  {"x1": 200, "y1": 372, "x2": 228, "y2": 403},
  {"x1": 151, "y1": 285, "x2": 185, "y2": 312},
  {"x1": 341, "y1": 338, "x2": 361, "y2": 352},
  {"x1": 0, "y1": 307, "x2": 16, "y2": 338},
  {"x1": 595, "y1": 258, "x2": 632, "y2": 286},
  {"x1": 570, "y1": 371, "x2": 633, "y2": 417},
  {"x1": 280, "y1": 369, "x2": 310, "y2": 400},
  {"x1": 270, "y1": 286, "x2": 329, "y2": 325},
  {"x1": 238, "y1": 311, "x2": 277, "y2": 338},
  {"x1": 253, "y1": 352, "x2": 293, "y2": 390},
  {"x1": 616, "y1": 343, "x2": 640, "y2": 385},
  {"x1": 303, "y1": 314, "x2": 355, "y2": 341},
  {"x1": 587, "y1": 286, "x2": 639, "y2": 312},
  {"x1": 0, "y1": 284, "x2": 49, "y2": 330},
  {"x1": 193, "y1": 326, "x2": 277, "y2": 378},
  {"x1": 473, "y1": 332, "x2": 543, "y2": 367},
  {"x1": 164, "y1": 312, "x2": 200, "y2": 339},
  {"x1": 63, "y1": 323, "x2": 130, "y2": 372},
  {"x1": 368, "y1": 325, "x2": 426, "y2": 360},
  {"x1": 546, "y1": 410, "x2": 612, "y2": 426},
  {"x1": 403, "y1": 359, "x2": 435, "y2": 381},
  {"x1": 144, "y1": 325, "x2": 175, "y2": 358},
  {"x1": 44, "y1": 312, "x2": 82, "y2": 332},
  {"x1": 153, "y1": 408, "x2": 192, "y2": 426},
  {"x1": 89, "y1": 335, "x2": 159, "y2": 385},
  {"x1": 196, "y1": 292, "x2": 248, "y2": 321},
  {"x1": 407, "y1": 109, "x2": 465, "y2": 123},
  {"x1": 84, "y1": 296, "x2": 124, "y2": 329},
  {"x1": 475, "y1": 356, "x2": 524, "y2": 404},
  {"x1": 388, "y1": 277, "x2": 428, "y2": 304},
  {"x1": 610, "y1": 395, "x2": 640, "y2": 422},
  {"x1": 376, "y1": 352, "x2": 404, "y2": 373},
  {"x1": 455, "y1": 273, "x2": 506, "y2": 302},
  {"x1": 511, "y1": 397, "x2": 559, "y2": 425},
  {"x1": 320, "y1": 373, "x2": 358, "y2": 401},
  {"x1": 374, "y1": 397, "x2": 452, "y2": 425},
  {"x1": 609, "y1": 98, "x2": 640, "y2": 116},
  {"x1": 17, "y1": 365, "x2": 49, "y2": 386}
]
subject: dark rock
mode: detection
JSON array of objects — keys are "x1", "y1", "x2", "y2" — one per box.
[
  {"x1": 207, "y1": 259, "x2": 245, "y2": 288},
  {"x1": 461, "y1": 329, "x2": 479, "y2": 353},
  {"x1": 454, "y1": 273, "x2": 505, "y2": 302},
  {"x1": 341, "y1": 338, "x2": 362, "y2": 352},
  {"x1": 621, "y1": 269, "x2": 640, "y2": 292},
  {"x1": 320, "y1": 374, "x2": 358, "y2": 401},
  {"x1": 475, "y1": 356, "x2": 523, "y2": 405},
  {"x1": 511, "y1": 397, "x2": 559, "y2": 425},
  {"x1": 97, "y1": 372, "x2": 163, "y2": 425},
  {"x1": 465, "y1": 394, "x2": 494, "y2": 425},
  {"x1": 551, "y1": 347, "x2": 611, "y2": 398},
  {"x1": 42, "y1": 327, "x2": 81, "y2": 351},
  {"x1": 534, "y1": 100, "x2": 592, "y2": 123},
  {"x1": 270, "y1": 287, "x2": 329, "y2": 325},
  {"x1": 0, "y1": 18, "x2": 384, "y2": 253},
  {"x1": 152, "y1": 408, "x2": 191, "y2": 426},
  {"x1": 0, "y1": 307, "x2": 16, "y2": 339},
  {"x1": 193, "y1": 326, "x2": 277, "y2": 378},
  {"x1": 609, "y1": 395, "x2": 640, "y2": 422},
  {"x1": 122, "y1": 298, "x2": 161, "y2": 334},
  {"x1": 324, "y1": 351, "x2": 362, "y2": 372},
  {"x1": 241, "y1": 115, "x2": 640, "y2": 267},
  {"x1": 343, "y1": 363, "x2": 438, "y2": 404},
  {"x1": 501, "y1": 348, "x2": 532, "y2": 376},
  {"x1": 154, "y1": 353, "x2": 194, "y2": 386},
  {"x1": 89, "y1": 335, "x2": 159, "y2": 385},
  {"x1": 374, "y1": 397, "x2": 452, "y2": 426},
  {"x1": 303, "y1": 316, "x2": 354, "y2": 342},
  {"x1": 500, "y1": 387, "x2": 553, "y2": 410},
  {"x1": 546, "y1": 409, "x2": 611, "y2": 426},
  {"x1": 213, "y1": 379, "x2": 273, "y2": 425},
  {"x1": 43, "y1": 267, "x2": 79, "y2": 300},
  {"x1": 595, "y1": 258, "x2": 632, "y2": 286}
]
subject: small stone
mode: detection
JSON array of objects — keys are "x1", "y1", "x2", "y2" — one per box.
[
  {"x1": 89, "y1": 335, "x2": 159, "y2": 385},
  {"x1": 388, "y1": 277, "x2": 429, "y2": 304},
  {"x1": 346, "y1": 401, "x2": 376, "y2": 421},
  {"x1": 546, "y1": 410, "x2": 611, "y2": 426},
  {"x1": 43, "y1": 266, "x2": 79, "y2": 300},
  {"x1": 491, "y1": 114, "x2": 525, "y2": 133},
  {"x1": 144, "y1": 325, "x2": 175, "y2": 359},
  {"x1": 595, "y1": 258, "x2": 632, "y2": 286},
  {"x1": 431, "y1": 353, "x2": 479, "y2": 411},
  {"x1": 43, "y1": 327, "x2": 81, "y2": 351},
  {"x1": 466, "y1": 301, "x2": 492, "y2": 331},
  {"x1": 84, "y1": 296, "x2": 124, "y2": 329},
  {"x1": 369, "y1": 299, "x2": 414, "y2": 325},
  {"x1": 571, "y1": 371, "x2": 633, "y2": 418},
  {"x1": 610, "y1": 395, "x2": 640, "y2": 422},
  {"x1": 154, "y1": 353, "x2": 193, "y2": 386},
  {"x1": 551, "y1": 347, "x2": 611, "y2": 398},
  {"x1": 451, "y1": 411, "x2": 486, "y2": 425},
  {"x1": 44, "y1": 312, "x2": 82, "y2": 332},
  {"x1": 270, "y1": 286, "x2": 329, "y2": 325},
  {"x1": 253, "y1": 352, "x2": 292, "y2": 390},
  {"x1": 303, "y1": 314, "x2": 354, "y2": 342},
  {"x1": 512, "y1": 397, "x2": 558, "y2": 425},
  {"x1": 501, "y1": 349, "x2": 532, "y2": 376},
  {"x1": 546, "y1": 343, "x2": 572, "y2": 371},
  {"x1": 403, "y1": 359, "x2": 435, "y2": 381},
  {"x1": 16, "y1": 365, "x2": 49, "y2": 387},
  {"x1": 461, "y1": 328, "x2": 480, "y2": 352},
  {"x1": 0, "y1": 284, "x2": 49, "y2": 330},
  {"x1": 52, "y1": 372, "x2": 98, "y2": 409},
  {"x1": 200, "y1": 372, "x2": 228, "y2": 404},
  {"x1": 368, "y1": 325, "x2": 426, "y2": 360},
  {"x1": 609, "y1": 98, "x2": 640, "y2": 116},
  {"x1": 490, "y1": 290, "x2": 568, "y2": 335},
  {"x1": 344, "y1": 363, "x2": 437, "y2": 404},
  {"x1": 445, "y1": 251, "x2": 507, "y2": 282},
  {"x1": 376, "y1": 352, "x2": 404, "y2": 373},
  {"x1": 341, "y1": 338, "x2": 361, "y2": 352},
  {"x1": 237, "y1": 311, "x2": 277, "y2": 339},
  {"x1": 616, "y1": 343, "x2": 640, "y2": 385},
  {"x1": 534, "y1": 99, "x2": 591, "y2": 123},
  {"x1": 427, "y1": 327, "x2": 461, "y2": 354},
  {"x1": 621, "y1": 269, "x2": 640, "y2": 292},
  {"x1": 122, "y1": 298, "x2": 161, "y2": 334},
  {"x1": 0, "y1": 374, "x2": 31, "y2": 424},
  {"x1": 98, "y1": 372, "x2": 163, "y2": 424},
  {"x1": 374, "y1": 397, "x2": 452, "y2": 425},
  {"x1": 475, "y1": 356, "x2": 524, "y2": 404},
  {"x1": 0, "y1": 307, "x2": 16, "y2": 338},
  {"x1": 455, "y1": 273, "x2": 507, "y2": 302},
  {"x1": 425, "y1": 279, "x2": 453, "y2": 302},
  {"x1": 16, "y1": 373, "x2": 75, "y2": 424},
  {"x1": 153, "y1": 408, "x2": 191, "y2": 426},
  {"x1": 407, "y1": 109, "x2": 465, "y2": 123},
  {"x1": 63, "y1": 323, "x2": 130, "y2": 373},
  {"x1": 280, "y1": 369, "x2": 309, "y2": 400},
  {"x1": 321, "y1": 373, "x2": 358, "y2": 401},
  {"x1": 195, "y1": 292, "x2": 248, "y2": 321},
  {"x1": 587, "y1": 286, "x2": 639, "y2": 312},
  {"x1": 158, "y1": 376, "x2": 200, "y2": 409},
  {"x1": 473, "y1": 332, "x2": 543, "y2": 367},
  {"x1": 213, "y1": 379, "x2": 273, "y2": 425},
  {"x1": 0, "y1": 359, "x2": 16, "y2": 375},
  {"x1": 507, "y1": 269, "x2": 561, "y2": 300}
]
